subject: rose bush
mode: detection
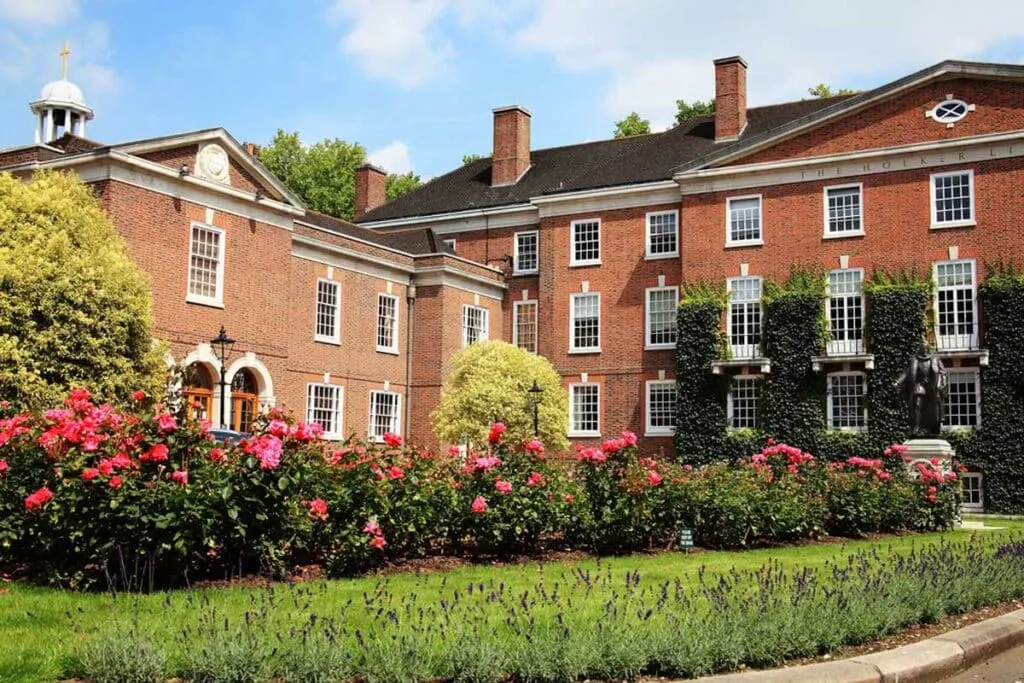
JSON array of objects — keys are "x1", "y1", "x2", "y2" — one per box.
[{"x1": 0, "y1": 391, "x2": 963, "y2": 590}]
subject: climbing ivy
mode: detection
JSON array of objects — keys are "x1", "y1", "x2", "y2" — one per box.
[
  {"x1": 958, "y1": 264, "x2": 1024, "y2": 513},
  {"x1": 674, "y1": 283, "x2": 730, "y2": 465}
]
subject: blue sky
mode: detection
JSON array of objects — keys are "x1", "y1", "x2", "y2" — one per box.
[{"x1": 2, "y1": 0, "x2": 1023, "y2": 179}]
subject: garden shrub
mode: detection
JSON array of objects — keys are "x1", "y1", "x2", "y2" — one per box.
[{"x1": 0, "y1": 389, "x2": 962, "y2": 589}]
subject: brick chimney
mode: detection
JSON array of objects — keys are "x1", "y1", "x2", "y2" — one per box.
[
  {"x1": 491, "y1": 105, "x2": 531, "y2": 186},
  {"x1": 243, "y1": 142, "x2": 260, "y2": 158},
  {"x1": 355, "y1": 163, "x2": 387, "y2": 217},
  {"x1": 713, "y1": 56, "x2": 748, "y2": 142}
]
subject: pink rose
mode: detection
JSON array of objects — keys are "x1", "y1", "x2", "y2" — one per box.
[
  {"x1": 495, "y1": 479, "x2": 512, "y2": 495},
  {"x1": 647, "y1": 470, "x2": 663, "y2": 486},
  {"x1": 82, "y1": 467, "x2": 100, "y2": 481},
  {"x1": 471, "y1": 496, "x2": 488, "y2": 514},
  {"x1": 526, "y1": 472, "x2": 544, "y2": 488},
  {"x1": 369, "y1": 535, "x2": 387, "y2": 549},
  {"x1": 171, "y1": 470, "x2": 189, "y2": 486},
  {"x1": 488, "y1": 422, "x2": 506, "y2": 445},
  {"x1": 307, "y1": 498, "x2": 328, "y2": 521},
  {"x1": 621, "y1": 430, "x2": 638, "y2": 446},
  {"x1": 155, "y1": 413, "x2": 177, "y2": 433},
  {"x1": 268, "y1": 420, "x2": 290, "y2": 437},
  {"x1": 363, "y1": 520, "x2": 381, "y2": 536}
]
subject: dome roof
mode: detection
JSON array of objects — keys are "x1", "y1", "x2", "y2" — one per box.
[{"x1": 37, "y1": 79, "x2": 87, "y2": 107}]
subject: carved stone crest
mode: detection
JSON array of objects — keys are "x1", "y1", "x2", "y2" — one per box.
[{"x1": 195, "y1": 143, "x2": 231, "y2": 185}]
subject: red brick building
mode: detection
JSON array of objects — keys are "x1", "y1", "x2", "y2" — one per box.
[
  {"x1": 356, "y1": 57, "x2": 1024, "y2": 502},
  {"x1": 1, "y1": 78, "x2": 505, "y2": 445}
]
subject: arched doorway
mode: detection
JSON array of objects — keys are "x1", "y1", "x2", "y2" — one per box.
[
  {"x1": 231, "y1": 368, "x2": 259, "y2": 434},
  {"x1": 182, "y1": 363, "x2": 214, "y2": 422}
]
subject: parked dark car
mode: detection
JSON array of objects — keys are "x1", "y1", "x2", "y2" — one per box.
[{"x1": 207, "y1": 429, "x2": 246, "y2": 445}]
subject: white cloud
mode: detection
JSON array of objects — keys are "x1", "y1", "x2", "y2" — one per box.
[
  {"x1": 0, "y1": 0, "x2": 78, "y2": 25},
  {"x1": 369, "y1": 139, "x2": 415, "y2": 174},
  {"x1": 510, "y1": 0, "x2": 1024, "y2": 123}
]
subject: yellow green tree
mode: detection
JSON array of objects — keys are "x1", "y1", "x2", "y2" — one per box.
[
  {"x1": 432, "y1": 341, "x2": 569, "y2": 452},
  {"x1": 0, "y1": 170, "x2": 166, "y2": 409}
]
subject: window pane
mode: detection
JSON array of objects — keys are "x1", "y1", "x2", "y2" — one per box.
[
  {"x1": 933, "y1": 173, "x2": 972, "y2": 223},
  {"x1": 935, "y1": 261, "x2": 977, "y2": 349},
  {"x1": 729, "y1": 198, "x2": 761, "y2": 242},
  {"x1": 515, "y1": 232, "x2": 539, "y2": 272},
  {"x1": 943, "y1": 370, "x2": 979, "y2": 428},
  {"x1": 189, "y1": 225, "x2": 221, "y2": 299},
  {"x1": 572, "y1": 294, "x2": 600, "y2": 350},
  {"x1": 729, "y1": 277, "x2": 762, "y2": 353},
  {"x1": 573, "y1": 221, "x2": 600, "y2": 263},
  {"x1": 647, "y1": 288, "x2": 677, "y2": 346},
  {"x1": 315, "y1": 280, "x2": 339, "y2": 340},
  {"x1": 648, "y1": 212, "x2": 678, "y2": 255},
  {"x1": 826, "y1": 187, "x2": 862, "y2": 233},
  {"x1": 306, "y1": 384, "x2": 341, "y2": 437},
  {"x1": 728, "y1": 377, "x2": 759, "y2": 429},
  {"x1": 828, "y1": 270, "x2": 863, "y2": 351},
  {"x1": 647, "y1": 382, "x2": 676, "y2": 431},
  {"x1": 571, "y1": 384, "x2": 599, "y2": 433},
  {"x1": 829, "y1": 374, "x2": 866, "y2": 429},
  {"x1": 369, "y1": 391, "x2": 400, "y2": 439},
  {"x1": 514, "y1": 301, "x2": 538, "y2": 354},
  {"x1": 463, "y1": 306, "x2": 488, "y2": 346}
]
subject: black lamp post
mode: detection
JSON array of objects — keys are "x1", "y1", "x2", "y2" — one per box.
[
  {"x1": 210, "y1": 326, "x2": 235, "y2": 429},
  {"x1": 527, "y1": 379, "x2": 544, "y2": 437}
]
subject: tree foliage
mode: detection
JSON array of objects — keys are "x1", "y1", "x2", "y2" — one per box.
[
  {"x1": 0, "y1": 170, "x2": 166, "y2": 409},
  {"x1": 259, "y1": 130, "x2": 421, "y2": 219},
  {"x1": 432, "y1": 341, "x2": 569, "y2": 452},
  {"x1": 462, "y1": 153, "x2": 483, "y2": 165},
  {"x1": 613, "y1": 112, "x2": 651, "y2": 138},
  {"x1": 675, "y1": 98, "x2": 716, "y2": 126},
  {"x1": 807, "y1": 83, "x2": 859, "y2": 98}
]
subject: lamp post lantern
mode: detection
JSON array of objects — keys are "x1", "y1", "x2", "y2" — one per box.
[
  {"x1": 210, "y1": 326, "x2": 236, "y2": 429},
  {"x1": 527, "y1": 379, "x2": 544, "y2": 437}
]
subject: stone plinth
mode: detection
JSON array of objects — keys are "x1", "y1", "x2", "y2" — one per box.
[{"x1": 903, "y1": 438, "x2": 954, "y2": 473}]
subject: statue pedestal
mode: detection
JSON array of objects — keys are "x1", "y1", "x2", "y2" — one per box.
[{"x1": 903, "y1": 438, "x2": 954, "y2": 474}]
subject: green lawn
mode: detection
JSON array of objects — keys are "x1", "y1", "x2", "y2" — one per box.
[{"x1": 2, "y1": 518, "x2": 1022, "y2": 683}]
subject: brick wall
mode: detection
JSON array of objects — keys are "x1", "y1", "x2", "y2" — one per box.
[{"x1": 138, "y1": 145, "x2": 266, "y2": 195}]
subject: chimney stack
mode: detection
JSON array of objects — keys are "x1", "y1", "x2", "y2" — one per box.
[
  {"x1": 713, "y1": 56, "x2": 748, "y2": 143},
  {"x1": 491, "y1": 105, "x2": 531, "y2": 186},
  {"x1": 355, "y1": 163, "x2": 387, "y2": 217},
  {"x1": 243, "y1": 142, "x2": 260, "y2": 158}
]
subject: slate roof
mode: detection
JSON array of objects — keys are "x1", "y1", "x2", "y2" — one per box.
[
  {"x1": 354, "y1": 95, "x2": 855, "y2": 223},
  {"x1": 300, "y1": 210, "x2": 448, "y2": 255}
]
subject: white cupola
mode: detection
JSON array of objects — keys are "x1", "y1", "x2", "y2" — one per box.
[{"x1": 29, "y1": 42, "x2": 94, "y2": 143}]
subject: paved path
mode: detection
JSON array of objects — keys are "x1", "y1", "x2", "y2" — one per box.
[{"x1": 942, "y1": 643, "x2": 1024, "y2": 682}]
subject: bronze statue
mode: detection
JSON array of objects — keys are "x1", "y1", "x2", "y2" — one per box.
[{"x1": 895, "y1": 343, "x2": 949, "y2": 437}]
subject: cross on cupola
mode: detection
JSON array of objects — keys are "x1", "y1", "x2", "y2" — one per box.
[{"x1": 29, "y1": 41, "x2": 95, "y2": 144}]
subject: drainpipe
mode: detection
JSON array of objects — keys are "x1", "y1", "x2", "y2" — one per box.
[{"x1": 404, "y1": 284, "x2": 417, "y2": 438}]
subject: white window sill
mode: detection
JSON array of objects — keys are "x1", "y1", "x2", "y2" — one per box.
[
  {"x1": 725, "y1": 239, "x2": 764, "y2": 249},
  {"x1": 376, "y1": 347, "x2": 400, "y2": 355},
  {"x1": 570, "y1": 260, "x2": 601, "y2": 268},
  {"x1": 321, "y1": 432, "x2": 343, "y2": 442},
  {"x1": 823, "y1": 230, "x2": 865, "y2": 240},
  {"x1": 644, "y1": 430, "x2": 675, "y2": 438},
  {"x1": 569, "y1": 431, "x2": 600, "y2": 438},
  {"x1": 315, "y1": 336, "x2": 341, "y2": 346},
  {"x1": 512, "y1": 269, "x2": 539, "y2": 276},
  {"x1": 186, "y1": 295, "x2": 224, "y2": 309},
  {"x1": 942, "y1": 424, "x2": 978, "y2": 432},
  {"x1": 645, "y1": 252, "x2": 679, "y2": 261},
  {"x1": 645, "y1": 343, "x2": 676, "y2": 351},
  {"x1": 827, "y1": 426, "x2": 868, "y2": 433},
  {"x1": 931, "y1": 220, "x2": 976, "y2": 230},
  {"x1": 569, "y1": 347, "x2": 601, "y2": 354}
]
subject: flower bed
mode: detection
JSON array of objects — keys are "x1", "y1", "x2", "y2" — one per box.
[{"x1": 0, "y1": 390, "x2": 961, "y2": 589}]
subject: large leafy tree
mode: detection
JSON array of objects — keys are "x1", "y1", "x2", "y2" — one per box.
[
  {"x1": 259, "y1": 130, "x2": 421, "y2": 219},
  {"x1": 675, "y1": 98, "x2": 716, "y2": 126},
  {"x1": 432, "y1": 341, "x2": 569, "y2": 452},
  {"x1": 0, "y1": 170, "x2": 166, "y2": 409},
  {"x1": 613, "y1": 112, "x2": 651, "y2": 138},
  {"x1": 462, "y1": 153, "x2": 483, "y2": 165},
  {"x1": 808, "y1": 83, "x2": 858, "y2": 98}
]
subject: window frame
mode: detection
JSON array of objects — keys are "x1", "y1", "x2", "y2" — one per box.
[
  {"x1": 513, "y1": 230, "x2": 539, "y2": 275},
  {"x1": 376, "y1": 293, "x2": 400, "y2": 355},
  {"x1": 442, "y1": 237, "x2": 456, "y2": 253},
  {"x1": 960, "y1": 472, "x2": 984, "y2": 511},
  {"x1": 461, "y1": 304, "x2": 490, "y2": 347},
  {"x1": 305, "y1": 383, "x2": 343, "y2": 440},
  {"x1": 645, "y1": 210, "x2": 679, "y2": 260},
  {"x1": 823, "y1": 183, "x2": 864, "y2": 238},
  {"x1": 725, "y1": 194, "x2": 763, "y2": 247},
  {"x1": 644, "y1": 379, "x2": 677, "y2": 436},
  {"x1": 569, "y1": 292, "x2": 601, "y2": 354},
  {"x1": 726, "y1": 375, "x2": 760, "y2": 430},
  {"x1": 367, "y1": 390, "x2": 402, "y2": 443},
  {"x1": 726, "y1": 276, "x2": 763, "y2": 359},
  {"x1": 942, "y1": 367, "x2": 981, "y2": 430},
  {"x1": 933, "y1": 258, "x2": 978, "y2": 351},
  {"x1": 826, "y1": 371, "x2": 868, "y2": 432},
  {"x1": 568, "y1": 382, "x2": 601, "y2": 438},
  {"x1": 512, "y1": 299, "x2": 538, "y2": 354},
  {"x1": 930, "y1": 169, "x2": 975, "y2": 229},
  {"x1": 570, "y1": 218, "x2": 602, "y2": 267},
  {"x1": 645, "y1": 286, "x2": 679, "y2": 350},
  {"x1": 186, "y1": 221, "x2": 226, "y2": 307},
  {"x1": 313, "y1": 278, "x2": 341, "y2": 345},
  {"x1": 826, "y1": 268, "x2": 865, "y2": 356}
]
